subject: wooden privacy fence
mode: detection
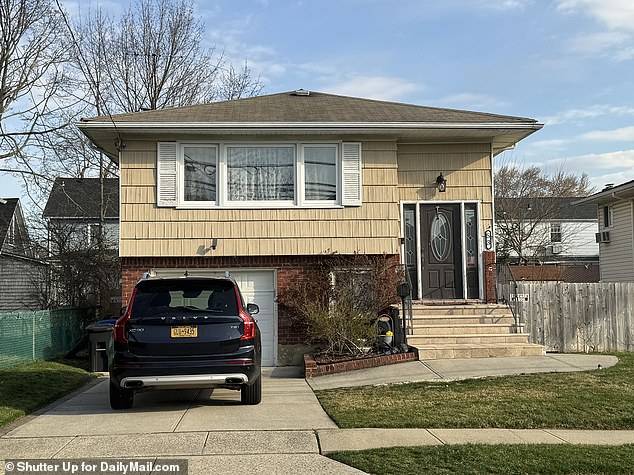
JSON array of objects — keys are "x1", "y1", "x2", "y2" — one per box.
[{"x1": 500, "y1": 282, "x2": 634, "y2": 353}]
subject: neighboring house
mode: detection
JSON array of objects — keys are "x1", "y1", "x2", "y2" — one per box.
[
  {"x1": 0, "y1": 199, "x2": 46, "y2": 310},
  {"x1": 495, "y1": 197, "x2": 599, "y2": 264},
  {"x1": 78, "y1": 89, "x2": 542, "y2": 365},
  {"x1": 43, "y1": 178, "x2": 121, "y2": 314},
  {"x1": 43, "y1": 177, "x2": 120, "y2": 252},
  {"x1": 574, "y1": 180, "x2": 634, "y2": 282}
]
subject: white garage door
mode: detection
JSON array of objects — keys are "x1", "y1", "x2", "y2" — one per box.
[
  {"x1": 151, "y1": 268, "x2": 277, "y2": 366},
  {"x1": 229, "y1": 270, "x2": 276, "y2": 367}
]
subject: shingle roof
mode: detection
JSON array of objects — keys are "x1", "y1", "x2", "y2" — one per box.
[
  {"x1": 573, "y1": 179, "x2": 634, "y2": 205},
  {"x1": 0, "y1": 199, "x2": 19, "y2": 243},
  {"x1": 496, "y1": 197, "x2": 597, "y2": 220},
  {"x1": 81, "y1": 90, "x2": 538, "y2": 124},
  {"x1": 43, "y1": 178, "x2": 119, "y2": 219}
]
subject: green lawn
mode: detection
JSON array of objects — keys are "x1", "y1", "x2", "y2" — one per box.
[
  {"x1": 315, "y1": 353, "x2": 634, "y2": 429},
  {"x1": 328, "y1": 444, "x2": 634, "y2": 475},
  {"x1": 0, "y1": 360, "x2": 94, "y2": 428}
]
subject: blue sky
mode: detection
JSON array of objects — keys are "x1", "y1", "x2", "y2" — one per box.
[{"x1": 2, "y1": 0, "x2": 633, "y2": 200}]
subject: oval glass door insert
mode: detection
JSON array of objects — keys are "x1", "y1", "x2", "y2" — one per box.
[{"x1": 430, "y1": 213, "x2": 451, "y2": 261}]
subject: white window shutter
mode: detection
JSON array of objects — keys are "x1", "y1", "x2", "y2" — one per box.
[
  {"x1": 341, "y1": 142, "x2": 362, "y2": 207},
  {"x1": 157, "y1": 142, "x2": 178, "y2": 207}
]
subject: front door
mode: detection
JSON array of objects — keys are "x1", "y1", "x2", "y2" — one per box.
[{"x1": 421, "y1": 204, "x2": 463, "y2": 299}]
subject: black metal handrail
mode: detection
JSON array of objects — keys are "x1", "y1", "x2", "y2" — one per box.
[
  {"x1": 496, "y1": 262, "x2": 521, "y2": 332},
  {"x1": 398, "y1": 264, "x2": 414, "y2": 336}
]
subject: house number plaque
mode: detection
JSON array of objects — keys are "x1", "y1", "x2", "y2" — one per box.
[{"x1": 484, "y1": 229, "x2": 493, "y2": 250}]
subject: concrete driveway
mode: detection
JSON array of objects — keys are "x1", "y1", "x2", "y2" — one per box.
[{"x1": 0, "y1": 368, "x2": 363, "y2": 474}]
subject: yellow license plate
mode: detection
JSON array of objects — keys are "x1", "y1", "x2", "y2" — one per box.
[{"x1": 170, "y1": 326, "x2": 198, "y2": 338}]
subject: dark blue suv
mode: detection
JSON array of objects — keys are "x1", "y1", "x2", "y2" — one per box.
[{"x1": 109, "y1": 276, "x2": 261, "y2": 409}]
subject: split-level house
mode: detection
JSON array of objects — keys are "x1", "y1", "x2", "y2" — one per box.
[
  {"x1": 574, "y1": 180, "x2": 634, "y2": 282},
  {"x1": 78, "y1": 90, "x2": 543, "y2": 364},
  {"x1": 0, "y1": 198, "x2": 45, "y2": 310}
]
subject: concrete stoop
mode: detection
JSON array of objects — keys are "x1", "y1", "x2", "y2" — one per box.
[{"x1": 407, "y1": 303, "x2": 545, "y2": 360}]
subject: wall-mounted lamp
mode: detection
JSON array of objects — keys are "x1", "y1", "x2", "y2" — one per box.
[
  {"x1": 197, "y1": 238, "x2": 219, "y2": 256},
  {"x1": 436, "y1": 173, "x2": 447, "y2": 192}
]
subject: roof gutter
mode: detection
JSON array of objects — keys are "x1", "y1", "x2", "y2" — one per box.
[
  {"x1": 574, "y1": 186, "x2": 634, "y2": 205},
  {"x1": 77, "y1": 121, "x2": 543, "y2": 131}
]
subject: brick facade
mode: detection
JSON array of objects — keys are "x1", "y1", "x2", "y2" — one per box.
[
  {"x1": 304, "y1": 349, "x2": 419, "y2": 377},
  {"x1": 121, "y1": 254, "x2": 399, "y2": 347},
  {"x1": 483, "y1": 250, "x2": 496, "y2": 304},
  {"x1": 121, "y1": 252, "x2": 494, "y2": 361}
]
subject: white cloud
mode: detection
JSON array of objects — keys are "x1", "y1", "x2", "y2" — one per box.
[
  {"x1": 557, "y1": 0, "x2": 634, "y2": 32},
  {"x1": 552, "y1": 149, "x2": 634, "y2": 169},
  {"x1": 590, "y1": 171, "x2": 634, "y2": 189},
  {"x1": 565, "y1": 31, "x2": 630, "y2": 56},
  {"x1": 544, "y1": 105, "x2": 634, "y2": 125},
  {"x1": 435, "y1": 93, "x2": 509, "y2": 111},
  {"x1": 529, "y1": 139, "x2": 570, "y2": 150},
  {"x1": 476, "y1": 0, "x2": 533, "y2": 10},
  {"x1": 582, "y1": 126, "x2": 634, "y2": 141},
  {"x1": 325, "y1": 76, "x2": 421, "y2": 102},
  {"x1": 557, "y1": 0, "x2": 634, "y2": 60}
]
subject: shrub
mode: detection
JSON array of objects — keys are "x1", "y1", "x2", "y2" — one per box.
[{"x1": 279, "y1": 255, "x2": 401, "y2": 358}]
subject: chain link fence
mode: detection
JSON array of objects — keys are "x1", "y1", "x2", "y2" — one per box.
[{"x1": 0, "y1": 308, "x2": 96, "y2": 368}]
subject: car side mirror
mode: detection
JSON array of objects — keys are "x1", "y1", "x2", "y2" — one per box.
[
  {"x1": 120, "y1": 306, "x2": 127, "y2": 316},
  {"x1": 246, "y1": 303, "x2": 259, "y2": 315}
]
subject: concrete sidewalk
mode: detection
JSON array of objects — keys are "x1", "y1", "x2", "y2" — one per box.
[
  {"x1": 317, "y1": 428, "x2": 634, "y2": 453},
  {"x1": 0, "y1": 354, "x2": 627, "y2": 475},
  {"x1": 307, "y1": 353, "x2": 619, "y2": 390}
]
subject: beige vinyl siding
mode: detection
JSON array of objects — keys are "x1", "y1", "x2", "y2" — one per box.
[
  {"x1": 119, "y1": 139, "x2": 400, "y2": 257},
  {"x1": 599, "y1": 200, "x2": 634, "y2": 282},
  {"x1": 397, "y1": 143, "x2": 493, "y2": 229}
]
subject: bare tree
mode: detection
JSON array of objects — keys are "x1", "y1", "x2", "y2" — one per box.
[
  {"x1": 3, "y1": 0, "x2": 263, "y2": 194},
  {"x1": 29, "y1": 218, "x2": 120, "y2": 311},
  {"x1": 104, "y1": 0, "x2": 221, "y2": 111},
  {"x1": 0, "y1": 0, "x2": 69, "y2": 168},
  {"x1": 495, "y1": 163, "x2": 595, "y2": 263},
  {"x1": 216, "y1": 61, "x2": 264, "y2": 101}
]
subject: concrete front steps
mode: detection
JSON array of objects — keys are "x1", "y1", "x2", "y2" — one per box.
[{"x1": 407, "y1": 302, "x2": 545, "y2": 360}]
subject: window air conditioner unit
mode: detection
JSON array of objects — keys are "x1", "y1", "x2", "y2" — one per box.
[{"x1": 596, "y1": 231, "x2": 611, "y2": 243}]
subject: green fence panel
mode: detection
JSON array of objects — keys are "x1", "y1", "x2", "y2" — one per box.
[{"x1": 0, "y1": 308, "x2": 96, "y2": 368}]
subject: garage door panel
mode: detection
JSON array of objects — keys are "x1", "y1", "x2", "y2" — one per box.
[
  {"x1": 231, "y1": 271, "x2": 276, "y2": 367},
  {"x1": 152, "y1": 268, "x2": 277, "y2": 366}
]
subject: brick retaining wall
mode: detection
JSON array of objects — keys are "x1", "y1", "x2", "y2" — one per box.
[{"x1": 304, "y1": 349, "x2": 419, "y2": 378}]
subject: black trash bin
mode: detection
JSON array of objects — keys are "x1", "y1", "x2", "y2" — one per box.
[{"x1": 86, "y1": 322, "x2": 114, "y2": 372}]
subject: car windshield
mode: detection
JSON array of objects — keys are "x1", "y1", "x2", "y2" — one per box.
[{"x1": 131, "y1": 279, "x2": 238, "y2": 319}]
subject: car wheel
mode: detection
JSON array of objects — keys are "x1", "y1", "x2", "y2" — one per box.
[
  {"x1": 110, "y1": 380, "x2": 134, "y2": 410},
  {"x1": 241, "y1": 374, "x2": 262, "y2": 405}
]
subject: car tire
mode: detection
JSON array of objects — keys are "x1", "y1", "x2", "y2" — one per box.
[
  {"x1": 241, "y1": 374, "x2": 262, "y2": 405},
  {"x1": 110, "y1": 380, "x2": 134, "y2": 410}
]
